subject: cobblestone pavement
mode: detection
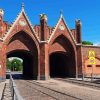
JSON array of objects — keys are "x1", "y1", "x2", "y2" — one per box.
[
  {"x1": 14, "y1": 79, "x2": 100, "y2": 100},
  {"x1": 36, "y1": 79, "x2": 100, "y2": 100},
  {"x1": 15, "y1": 80, "x2": 79, "y2": 100},
  {"x1": 15, "y1": 80, "x2": 56, "y2": 100}
]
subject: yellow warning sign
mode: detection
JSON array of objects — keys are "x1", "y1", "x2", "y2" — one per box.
[
  {"x1": 88, "y1": 50, "x2": 96, "y2": 65},
  {"x1": 88, "y1": 50, "x2": 95, "y2": 58},
  {"x1": 89, "y1": 57, "x2": 96, "y2": 65}
]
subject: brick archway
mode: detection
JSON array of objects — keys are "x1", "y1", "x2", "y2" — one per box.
[
  {"x1": 6, "y1": 31, "x2": 39, "y2": 79},
  {"x1": 49, "y1": 34, "x2": 76, "y2": 78},
  {"x1": 0, "y1": 7, "x2": 100, "y2": 81},
  {"x1": 7, "y1": 50, "x2": 37, "y2": 78}
]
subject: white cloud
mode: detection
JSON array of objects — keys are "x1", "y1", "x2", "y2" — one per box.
[{"x1": 93, "y1": 42, "x2": 100, "y2": 46}]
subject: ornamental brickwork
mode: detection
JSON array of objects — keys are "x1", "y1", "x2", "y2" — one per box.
[{"x1": 0, "y1": 6, "x2": 100, "y2": 80}]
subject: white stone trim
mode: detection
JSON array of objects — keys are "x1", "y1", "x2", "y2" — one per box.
[
  {"x1": 0, "y1": 38, "x2": 3, "y2": 41},
  {"x1": 1, "y1": 8, "x2": 40, "y2": 42},
  {"x1": 60, "y1": 16, "x2": 77, "y2": 44},
  {"x1": 82, "y1": 45, "x2": 100, "y2": 48},
  {"x1": 76, "y1": 43, "x2": 82, "y2": 46},
  {"x1": 3, "y1": 11, "x2": 22, "y2": 40},
  {"x1": 48, "y1": 16, "x2": 62, "y2": 43},
  {"x1": 48, "y1": 14, "x2": 77, "y2": 45},
  {"x1": 39, "y1": 41, "x2": 47, "y2": 43},
  {"x1": 22, "y1": 10, "x2": 40, "y2": 42}
]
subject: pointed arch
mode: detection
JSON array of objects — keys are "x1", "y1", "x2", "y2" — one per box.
[
  {"x1": 49, "y1": 34, "x2": 76, "y2": 54},
  {"x1": 48, "y1": 15, "x2": 76, "y2": 45},
  {"x1": 6, "y1": 30, "x2": 39, "y2": 50},
  {"x1": 49, "y1": 34, "x2": 77, "y2": 78},
  {"x1": 5, "y1": 30, "x2": 39, "y2": 55},
  {"x1": 5, "y1": 30, "x2": 39, "y2": 79}
]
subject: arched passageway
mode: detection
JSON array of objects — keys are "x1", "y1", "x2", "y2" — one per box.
[
  {"x1": 7, "y1": 50, "x2": 38, "y2": 79},
  {"x1": 7, "y1": 57, "x2": 23, "y2": 71},
  {"x1": 49, "y1": 52, "x2": 76, "y2": 78},
  {"x1": 49, "y1": 34, "x2": 76, "y2": 78},
  {"x1": 6, "y1": 31, "x2": 39, "y2": 79}
]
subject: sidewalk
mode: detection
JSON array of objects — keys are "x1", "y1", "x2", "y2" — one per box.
[
  {"x1": 0, "y1": 81, "x2": 6, "y2": 100},
  {"x1": 1, "y1": 79, "x2": 12, "y2": 100}
]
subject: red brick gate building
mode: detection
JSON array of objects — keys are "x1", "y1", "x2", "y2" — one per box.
[{"x1": 0, "y1": 6, "x2": 100, "y2": 80}]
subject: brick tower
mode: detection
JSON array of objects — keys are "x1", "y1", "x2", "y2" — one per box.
[
  {"x1": 39, "y1": 14, "x2": 50, "y2": 79},
  {"x1": 0, "y1": 9, "x2": 4, "y2": 37}
]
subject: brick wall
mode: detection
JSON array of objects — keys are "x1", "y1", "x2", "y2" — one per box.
[{"x1": 82, "y1": 45, "x2": 100, "y2": 76}]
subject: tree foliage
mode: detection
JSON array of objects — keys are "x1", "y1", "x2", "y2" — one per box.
[
  {"x1": 7, "y1": 58, "x2": 23, "y2": 71},
  {"x1": 82, "y1": 41, "x2": 93, "y2": 45},
  {"x1": 7, "y1": 59, "x2": 11, "y2": 70}
]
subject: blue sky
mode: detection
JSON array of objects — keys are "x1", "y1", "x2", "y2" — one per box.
[{"x1": 0, "y1": 0, "x2": 100, "y2": 44}]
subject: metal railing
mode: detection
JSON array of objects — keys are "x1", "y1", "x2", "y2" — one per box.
[
  {"x1": 77, "y1": 73, "x2": 100, "y2": 82},
  {"x1": 9, "y1": 73, "x2": 23, "y2": 100},
  {"x1": 1, "y1": 83, "x2": 6, "y2": 100}
]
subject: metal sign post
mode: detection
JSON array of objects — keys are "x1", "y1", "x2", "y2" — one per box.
[{"x1": 88, "y1": 50, "x2": 96, "y2": 82}]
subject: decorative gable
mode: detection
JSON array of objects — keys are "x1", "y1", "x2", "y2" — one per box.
[
  {"x1": 1, "y1": 8, "x2": 39, "y2": 43},
  {"x1": 48, "y1": 14, "x2": 76, "y2": 48}
]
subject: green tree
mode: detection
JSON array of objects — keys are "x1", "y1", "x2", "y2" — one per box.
[
  {"x1": 11, "y1": 59, "x2": 23, "y2": 71},
  {"x1": 6, "y1": 59, "x2": 11, "y2": 70},
  {"x1": 6, "y1": 58, "x2": 23, "y2": 71},
  {"x1": 82, "y1": 41, "x2": 93, "y2": 45}
]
